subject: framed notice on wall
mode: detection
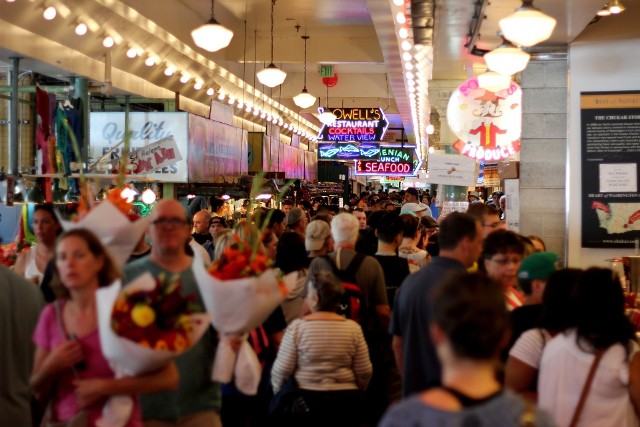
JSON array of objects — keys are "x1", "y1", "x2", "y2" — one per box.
[{"x1": 581, "y1": 91, "x2": 640, "y2": 248}]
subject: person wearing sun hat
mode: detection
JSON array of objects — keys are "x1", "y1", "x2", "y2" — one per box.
[
  {"x1": 305, "y1": 220, "x2": 333, "y2": 259},
  {"x1": 508, "y1": 251, "x2": 559, "y2": 352}
]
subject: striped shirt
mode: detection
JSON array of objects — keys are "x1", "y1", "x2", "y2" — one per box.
[{"x1": 271, "y1": 318, "x2": 372, "y2": 393}]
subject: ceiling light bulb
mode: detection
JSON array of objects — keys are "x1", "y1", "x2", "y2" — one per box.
[
  {"x1": 207, "y1": 87, "x2": 215, "y2": 96},
  {"x1": 484, "y1": 43, "x2": 530, "y2": 76},
  {"x1": 257, "y1": 64, "x2": 287, "y2": 88},
  {"x1": 145, "y1": 56, "x2": 156, "y2": 66},
  {"x1": 237, "y1": 101, "x2": 244, "y2": 109},
  {"x1": 102, "y1": 36, "x2": 115, "y2": 48},
  {"x1": 228, "y1": 97, "x2": 235, "y2": 105},
  {"x1": 393, "y1": 0, "x2": 404, "y2": 6},
  {"x1": 43, "y1": 6, "x2": 57, "y2": 20},
  {"x1": 164, "y1": 65, "x2": 176, "y2": 76},
  {"x1": 405, "y1": 71, "x2": 415, "y2": 80},
  {"x1": 499, "y1": 1, "x2": 557, "y2": 47},
  {"x1": 253, "y1": 108, "x2": 259, "y2": 116},
  {"x1": 426, "y1": 124, "x2": 435, "y2": 134},
  {"x1": 318, "y1": 111, "x2": 337, "y2": 125},
  {"x1": 278, "y1": 119, "x2": 284, "y2": 126},
  {"x1": 246, "y1": 105, "x2": 252, "y2": 113},
  {"x1": 477, "y1": 71, "x2": 511, "y2": 92},
  {"x1": 126, "y1": 47, "x2": 138, "y2": 58},
  {"x1": 260, "y1": 112, "x2": 267, "y2": 119},
  {"x1": 194, "y1": 80, "x2": 203, "y2": 90},
  {"x1": 608, "y1": 0, "x2": 625, "y2": 14},
  {"x1": 404, "y1": 62, "x2": 414, "y2": 71},
  {"x1": 401, "y1": 40, "x2": 412, "y2": 51},
  {"x1": 191, "y1": 11, "x2": 234, "y2": 52},
  {"x1": 395, "y1": 12, "x2": 406, "y2": 24},
  {"x1": 293, "y1": 88, "x2": 316, "y2": 109},
  {"x1": 272, "y1": 117, "x2": 278, "y2": 124},
  {"x1": 398, "y1": 28, "x2": 409, "y2": 39},
  {"x1": 596, "y1": 6, "x2": 612, "y2": 16},
  {"x1": 180, "y1": 73, "x2": 191, "y2": 84},
  {"x1": 217, "y1": 92, "x2": 225, "y2": 100},
  {"x1": 75, "y1": 22, "x2": 88, "y2": 36},
  {"x1": 402, "y1": 52, "x2": 412, "y2": 61}
]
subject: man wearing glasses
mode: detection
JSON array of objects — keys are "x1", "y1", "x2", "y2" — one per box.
[
  {"x1": 124, "y1": 199, "x2": 222, "y2": 427},
  {"x1": 467, "y1": 203, "x2": 503, "y2": 238}
]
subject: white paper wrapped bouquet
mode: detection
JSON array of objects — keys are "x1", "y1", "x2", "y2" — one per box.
[
  {"x1": 95, "y1": 273, "x2": 211, "y2": 427},
  {"x1": 192, "y1": 236, "x2": 296, "y2": 396},
  {"x1": 57, "y1": 187, "x2": 151, "y2": 265}
]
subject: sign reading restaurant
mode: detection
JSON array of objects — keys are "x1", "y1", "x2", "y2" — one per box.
[
  {"x1": 355, "y1": 146, "x2": 421, "y2": 176},
  {"x1": 317, "y1": 107, "x2": 389, "y2": 142}
]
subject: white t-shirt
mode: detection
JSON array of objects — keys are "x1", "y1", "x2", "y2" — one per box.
[
  {"x1": 509, "y1": 328, "x2": 552, "y2": 369},
  {"x1": 538, "y1": 329, "x2": 640, "y2": 427}
]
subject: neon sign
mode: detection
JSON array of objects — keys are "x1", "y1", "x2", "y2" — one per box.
[
  {"x1": 447, "y1": 77, "x2": 522, "y2": 161},
  {"x1": 355, "y1": 146, "x2": 422, "y2": 176},
  {"x1": 317, "y1": 107, "x2": 389, "y2": 142},
  {"x1": 317, "y1": 143, "x2": 380, "y2": 160}
]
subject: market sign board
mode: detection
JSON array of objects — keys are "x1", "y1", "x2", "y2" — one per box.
[
  {"x1": 90, "y1": 112, "x2": 188, "y2": 182},
  {"x1": 426, "y1": 153, "x2": 478, "y2": 187},
  {"x1": 317, "y1": 142, "x2": 380, "y2": 160},
  {"x1": 355, "y1": 146, "x2": 421, "y2": 176},
  {"x1": 447, "y1": 77, "x2": 522, "y2": 162},
  {"x1": 317, "y1": 107, "x2": 389, "y2": 142}
]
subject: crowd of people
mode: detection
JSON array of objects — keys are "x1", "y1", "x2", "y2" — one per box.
[{"x1": 2, "y1": 186, "x2": 639, "y2": 427}]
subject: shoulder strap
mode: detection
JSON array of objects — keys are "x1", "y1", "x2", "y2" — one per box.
[
  {"x1": 568, "y1": 349, "x2": 606, "y2": 427},
  {"x1": 344, "y1": 253, "x2": 366, "y2": 278}
]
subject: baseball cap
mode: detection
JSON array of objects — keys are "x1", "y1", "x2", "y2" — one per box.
[
  {"x1": 518, "y1": 252, "x2": 559, "y2": 280},
  {"x1": 400, "y1": 202, "x2": 427, "y2": 216},
  {"x1": 305, "y1": 220, "x2": 331, "y2": 251},
  {"x1": 287, "y1": 207, "x2": 305, "y2": 226}
]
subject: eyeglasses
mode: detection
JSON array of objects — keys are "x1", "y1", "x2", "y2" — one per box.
[
  {"x1": 483, "y1": 222, "x2": 501, "y2": 229},
  {"x1": 487, "y1": 256, "x2": 522, "y2": 266},
  {"x1": 152, "y1": 217, "x2": 189, "y2": 227}
]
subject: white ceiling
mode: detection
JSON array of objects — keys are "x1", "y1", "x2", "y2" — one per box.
[{"x1": 0, "y1": 0, "x2": 617, "y2": 137}]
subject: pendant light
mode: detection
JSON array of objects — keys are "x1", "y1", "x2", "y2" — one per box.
[
  {"x1": 483, "y1": 34, "x2": 530, "y2": 76},
  {"x1": 477, "y1": 71, "x2": 511, "y2": 93},
  {"x1": 318, "y1": 85, "x2": 337, "y2": 125},
  {"x1": 191, "y1": 0, "x2": 234, "y2": 53},
  {"x1": 499, "y1": 0, "x2": 556, "y2": 47},
  {"x1": 257, "y1": 0, "x2": 287, "y2": 88},
  {"x1": 293, "y1": 35, "x2": 316, "y2": 109}
]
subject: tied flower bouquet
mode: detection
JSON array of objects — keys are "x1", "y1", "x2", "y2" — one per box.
[
  {"x1": 58, "y1": 187, "x2": 151, "y2": 265},
  {"x1": 0, "y1": 241, "x2": 30, "y2": 267},
  {"x1": 192, "y1": 236, "x2": 296, "y2": 395},
  {"x1": 96, "y1": 273, "x2": 211, "y2": 427}
]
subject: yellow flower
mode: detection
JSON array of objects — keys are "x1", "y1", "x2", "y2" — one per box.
[{"x1": 131, "y1": 303, "x2": 156, "y2": 327}]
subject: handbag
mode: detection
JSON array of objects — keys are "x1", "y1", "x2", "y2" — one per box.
[
  {"x1": 568, "y1": 349, "x2": 606, "y2": 427},
  {"x1": 40, "y1": 301, "x2": 88, "y2": 427},
  {"x1": 269, "y1": 376, "x2": 310, "y2": 416}
]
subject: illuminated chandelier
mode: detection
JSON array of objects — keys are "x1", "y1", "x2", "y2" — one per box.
[
  {"x1": 293, "y1": 35, "x2": 316, "y2": 109},
  {"x1": 191, "y1": 0, "x2": 234, "y2": 52},
  {"x1": 256, "y1": 0, "x2": 287, "y2": 88}
]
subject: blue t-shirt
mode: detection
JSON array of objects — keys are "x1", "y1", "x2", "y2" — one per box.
[
  {"x1": 379, "y1": 390, "x2": 556, "y2": 427},
  {"x1": 390, "y1": 256, "x2": 466, "y2": 397}
]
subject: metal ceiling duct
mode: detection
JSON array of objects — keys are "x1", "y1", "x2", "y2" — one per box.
[{"x1": 411, "y1": 0, "x2": 436, "y2": 45}]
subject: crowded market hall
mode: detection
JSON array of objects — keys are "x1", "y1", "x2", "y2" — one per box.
[{"x1": 2, "y1": 0, "x2": 640, "y2": 426}]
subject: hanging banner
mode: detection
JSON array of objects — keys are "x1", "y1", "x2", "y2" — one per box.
[
  {"x1": 447, "y1": 77, "x2": 522, "y2": 162},
  {"x1": 90, "y1": 112, "x2": 189, "y2": 182},
  {"x1": 317, "y1": 107, "x2": 389, "y2": 142},
  {"x1": 317, "y1": 142, "x2": 380, "y2": 160},
  {"x1": 580, "y1": 91, "x2": 640, "y2": 248},
  {"x1": 355, "y1": 146, "x2": 421, "y2": 176}
]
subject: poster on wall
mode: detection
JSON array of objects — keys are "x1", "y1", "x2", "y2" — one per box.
[
  {"x1": 581, "y1": 91, "x2": 640, "y2": 248},
  {"x1": 90, "y1": 112, "x2": 189, "y2": 182}
]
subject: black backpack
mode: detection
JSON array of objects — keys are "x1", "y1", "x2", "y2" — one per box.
[{"x1": 322, "y1": 252, "x2": 368, "y2": 328}]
